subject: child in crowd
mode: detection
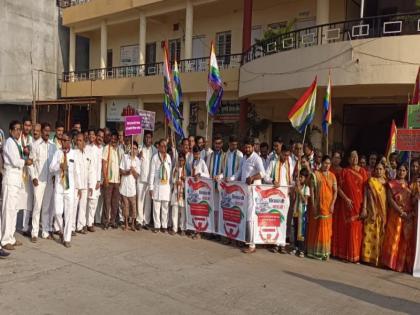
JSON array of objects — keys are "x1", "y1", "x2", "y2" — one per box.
[
  {"x1": 292, "y1": 168, "x2": 310, "y2": 257},
  {"x1": 171, "y1": 153, "x2": 187, "y2": 236}
]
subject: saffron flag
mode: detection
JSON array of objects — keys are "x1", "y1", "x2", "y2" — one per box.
[
  {"x1": 385, "y1": 120, "x2": 397, "y2": 159},
  {"x1": 288, "y1": 77, "x2": 317, "y2": 133},
  {"x1": 322, "y1": 72, "x2": 332, "y2": 135},
  {"x1": 206, "y1": 42, "x2": 224, "y2": 116}
]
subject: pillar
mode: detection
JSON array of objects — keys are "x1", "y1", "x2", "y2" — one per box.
[
  {"x1": 139, "y1": 12, "x2": 146, "y2": 66},
  {"x1": 100, "y1": 21, "x2": 107, "y2": 79},
  {"x1": 138, "y1": 97, "x2": 144, "y2": 110},
  {"x1": 239, "y1": 0, "x2": 253, "y2": 140},
  {"x1": 182, "y1": 96, "x2": 190, "y2": 137},
  {"x1": 184, "y1": 0, "x2": 193, "y2": 60},
  {"x1": 100, "y1": 100, "x2": 106, "y2": 128},
  {"x1": 69, "y1": 27, "x2": 76, "y2": 81},
  {"x1": 316, "y1": 0, "x2": 330, "y2": 25}
]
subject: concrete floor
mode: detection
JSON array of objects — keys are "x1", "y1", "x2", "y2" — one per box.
[{"x1": 0, "y1": 229, "x2": 419, "y2": 315}]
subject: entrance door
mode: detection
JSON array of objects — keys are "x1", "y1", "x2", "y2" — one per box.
[{"x1": 343, "y1": 104, "x2": 405, "y2": 155}]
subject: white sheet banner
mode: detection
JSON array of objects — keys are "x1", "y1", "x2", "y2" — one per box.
[
  {"x1": 218, "y1": 181, "x2": 248, "y2": 242},
  {"x1": 185, "y1": 177, "x2": 215, "y2": 233},
  {"x1": 251, "y1": 185, "x2": 290, "y2": 246},
  {"x1": 413, "y1": 199, "x2": 420, "y2": 278}
]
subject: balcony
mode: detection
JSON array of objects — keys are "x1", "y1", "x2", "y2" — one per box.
[
  {"x1": 240, "y1": 12, "x2": 420, "y2": 99},
  {"x1": 244, "y1": 12, "x2": 420, "y2": 64},
  {"x1": 62, "y1": 54, "x2": 241, "y2": 98},
  {"x1": 58, "y1": 0, "x2": 91, "y2": 8}
]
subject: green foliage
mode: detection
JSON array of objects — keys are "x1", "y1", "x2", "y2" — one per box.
[{"x1": 254, "y1": 19, "x2": 296, "y2": 47}]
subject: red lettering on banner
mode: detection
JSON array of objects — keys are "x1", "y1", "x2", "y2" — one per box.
[
  {"x1": 258, "y1": 213, "x2": 281, "y2": 227},
  {"x1": 222, "y1": 208, "x2": 241, "y2": 224},
  {"x1": 190, "y1": 203, "x2": 209, "y2": 217}
]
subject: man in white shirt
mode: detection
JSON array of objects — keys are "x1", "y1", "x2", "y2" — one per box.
[
  {"x1": 149, "y1": 139, "x2": 172, "y2": 233},
  {"x1": 102, "y1": 132, "x2": 121, "y2": 229},
  {"x1": 50, "y1": 133, "x2": 76, "y2": 248},
  {"x1": 304, "y1": 142, "x2": 315, "y2": 169},
  {"x1": 224, "y1": 135, "x2": 243, "y2": 179},
  {"x1": 1, "y1": 120, "x2": 33, "y2": 251},
  {"x1": 290, "y1": 141, "x2": 303, "y2": 182},
  {"x1": 29, "y1": 122, "x2": 56, "y2": 242},
  {"x1": 73, "y1": 133, "x2": 94, "y2": 234},
  {"x1": 136, "y1": 131, "x2": 156, "y2": 230},
  {"x1": 53, "y1": 121, "x2": 65, "y2": 150},
  {"x1": 228, "y1": 138, "x2": 265, "y2": 254},
  {"x1": 120, "y1": 142, "x2": 140, "y2": 231},
  {"x1": 32, "y1": 123, "x2": 42, "y2": 144},
  {"x1": 260, "y1": 142, "x2": 271, "y2": 170},
  {"x1": 87, "y1": 129, "x2": 103, "y2": 231},
  {"x1": 19, "y1": 117, "x2": 34, "y2": 235}
]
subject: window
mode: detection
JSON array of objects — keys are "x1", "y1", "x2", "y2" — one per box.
[
  {"x1": 216, "y1": 31, "x2": 231, "y2": 56},
  {"x1": 146, "y1": 42, "x2": 156, "y2": 64},
  {"x1": 168, "y1": 38, "x2": 181, "y2": 63}
]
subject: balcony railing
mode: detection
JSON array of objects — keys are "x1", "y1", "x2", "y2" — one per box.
[
  {"x1": 58, "y1": 0, "x2": 91, "y2": 8},
  {"x1": 243, "y1": 12, "x2": 420, "y2": 63},
  {"x1": 63, "y1": 54, "x2": 242, "y2": 82}
]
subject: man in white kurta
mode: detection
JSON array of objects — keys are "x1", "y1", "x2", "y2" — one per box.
[
  {"x1": 87, "y1": 129, "x2": 103, "y2": 231},
  {"x1": 136, "y1": 132, "x2": 156, "y2": 229},
  {"x1": 1, "y1": 121, "x2": 32, "y2": 250},
  {"x1": 149, "y1": 139, "x2": 172, "y2": 233},
  {"x1": 29, "y1": 123, "x2": 56, "y2": 242},
  {"x1": 19, "y1": 118, "x2": 34, "y2": 234},
  {"x1": 73, "y1": 133, "x2": 94, "y2": 233},
  {"x1": 49, "y1": 133, "x2": 76, "y2": 248},
  {"x1": 229, "y1": 138, "x2": 265, "y2": 254}
]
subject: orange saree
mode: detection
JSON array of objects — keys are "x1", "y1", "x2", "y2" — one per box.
[
  {"x1": 340, "y1": 167, "x2": 368, "y2": 262},
  {"x1": 331, "y1": 167, "x2": 345, "y2": 258},
  {"x1": 307, "y1": 171, "x2": 336, "y2": 260},
  {"x1": 381, "y1": 180, "x2": 415, "y2": 273}
]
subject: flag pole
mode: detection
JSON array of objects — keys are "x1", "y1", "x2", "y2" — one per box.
[
  {"x1": 205, "y1": 111, "x2": 209, "y2": 142},
  {"x1": 325, "y1": 131, "x2": 328, "y2": 155},
  {"x1": 302, "y1": 125, "x2": 308, "y2": 145}
]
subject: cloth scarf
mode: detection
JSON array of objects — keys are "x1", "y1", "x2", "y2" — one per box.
[
  {"x1": 159, "y1": 153, "x2": 168, "y2": 184},
  {"x1": 225, "y1": 151, "x2": 237, "y2": 177},
  {"x1": 61, "y1": 150, "x2": 70, "y2": 190},
  {"x1": 271, "y1": 156, "x2": 291, "y2": 185}
]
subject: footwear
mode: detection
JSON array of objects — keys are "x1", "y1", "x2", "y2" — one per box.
[
  {"x1": 31, "y1": 237, "x2": 37, "y2": 243},
  {"x1": 130, "y1": 224, "x2": 136, "y2": 232},
  {"x1": 14, "y1": 240, "x2": 23, "y2": 246},
  {"x1": 63, "y1": 242, "x2": 71, "y2": 248},
  {"x1": 71, "y1": 231, "x2": 77, "y2": 237},
  {"x1": 152, "y1": 228, "x2": 158, "y2": 233},
  {"x1": 22, "y1": 230, "x2": 31, "y2": 237},
  {"x1": 102, "y1": 223, "x2": 109, "y2": 230},
  {"x1": 87, "y1": 226, "x2": 95, "y2": 232},
  {"x1": 192, "y1": 233, "x2": 201, "y2": 240},
  {"x1": 270, "y1": 246, "x2": 279, "y2": 253},
  {"x1": 299, "y1": 251, "x2": 305, "y2": 258},
  {"x1": 289, "y1": 249, "x2": 297, "y2": 255},
  {"x1": 136, "y1": 224, "x2": 142, "y2": 231},
  {"x1": 47, "y1": 234, "x2": 54, "y2": 240},
  {"x1": 3, "y1": 244, "x2": 15, "y2": 251},
  {"x1": 111, "y1": 223, "x2": 118, "y2": 229},
  {"x1": 161, "y1": 228, "x2": 167, "y2": 234},
  {"x1": 180, "y1": 231, "x2": 186, "y2": 236},
  {"x1": 242, "y1": 246, "x2": 256, "y2": 254},
  {"x1": 279, "y1": 246, "x2": 287, "y2": 254},
  {"x1": 76, "y1": 229, "x2": 87, "y2": 235},
  {"x1": 169, "y1": 230, "x2": 176, "y2": 236},
  {"x1": 0, "y1": 249, "x2": 10, "y2": 258},
  {"x1": 143, "y1": 225, "x2": 149, "y2": 230}
]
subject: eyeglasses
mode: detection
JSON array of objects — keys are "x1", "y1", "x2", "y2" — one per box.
[{"x1": 12, "y1": 127, "x2": 22, "y2": 131}]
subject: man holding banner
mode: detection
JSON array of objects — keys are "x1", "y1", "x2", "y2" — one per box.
[{"x1": 228, "y1": 138, "x2": 265, "y2": 254}]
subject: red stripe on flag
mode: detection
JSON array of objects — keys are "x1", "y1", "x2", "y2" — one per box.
[{"x1": 288, "y1": 77, "x2": 317, "y2": 119}]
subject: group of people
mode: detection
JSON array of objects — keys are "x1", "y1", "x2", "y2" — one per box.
[{"x1": 0, "y1": 118, "x2": 418, "y2": 275}]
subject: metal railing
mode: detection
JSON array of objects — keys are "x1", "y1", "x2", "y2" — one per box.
[
  {"x1": 243, "y1": 12, "x2": 420, "y2": 63},
  {"x1": 58, "y1": 0, "x2": 91, "y2": 8},
  {"x1": 63, "y1": 54, "x2": 242, "y2": 82}
]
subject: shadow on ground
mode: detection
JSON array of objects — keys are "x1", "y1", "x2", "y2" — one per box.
[{"x1": 285, "y1": 271, "x2": 420, "y2": 315}]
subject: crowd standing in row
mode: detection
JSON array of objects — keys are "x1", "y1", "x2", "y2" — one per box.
[{"x1": 0, "y1": 119, "x2": 418, "y2": 274}]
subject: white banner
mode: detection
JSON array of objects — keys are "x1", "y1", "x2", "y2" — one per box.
[
  {"x1": 218, "y1": 181, "x2": 248, "y2": 242},
  {"x1": 107, "y1": 99, "x2": 138, "y2": 122},
  {"x1": 251, "y1": 185, "x2": 290, "y2": 246},
  {"x1": 413, "y1": 199, "x2": 420, "y2": 278},
  {"x1": 185, "y1": 177, "x2": 215, "y2": 233}
]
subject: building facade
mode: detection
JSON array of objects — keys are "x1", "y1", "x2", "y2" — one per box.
[{"x1": 61, "y1": 0, "x2": 420, "y2": 154}]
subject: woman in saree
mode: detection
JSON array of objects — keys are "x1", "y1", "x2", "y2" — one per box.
[
  {"x1": 338, "y1": 150, "x2": 368, "y2": 263},
  {"x1": 381, "y1": 163, "x2": 416, "y2": 273},
  {"x1": 360, "y1": 162, "x2": 387, "y2": 266},
  {"x1": 330, "y1": 151, "x2": 345, "y2": 258},
  {"x1": 307, "y1": 155, "x2": 337, "y2": 260}
]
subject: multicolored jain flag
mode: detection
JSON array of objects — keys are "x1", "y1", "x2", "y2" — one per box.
[
  {"x1": 322, "y1": 72, "x2": 332, "y2": 135},
  {"x1": 173, "y1": 60, "x2": 183, "y2": 113},
  {"x1": 288, "y1": 77, "x2": 317, "y2": 134},
  {"x1": 206, "y1": 42, "x2": 224, "y2": 116}
]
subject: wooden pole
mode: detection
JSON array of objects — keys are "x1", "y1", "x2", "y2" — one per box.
[
  {"x1": 302, "y1": 125, "x2": 308, "y2": 145},
  {"x1": 205, "y1": 111, "x2": 209, "y2": 142}
]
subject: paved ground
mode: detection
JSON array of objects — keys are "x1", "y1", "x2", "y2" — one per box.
[{"x1": 0, "y1": 228, "x2": 419, "y2": 315}]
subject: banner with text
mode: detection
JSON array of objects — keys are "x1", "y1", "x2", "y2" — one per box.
[
  {"x1": 413, "y1": 199, "x2": 420, "y2": 278},
  {"x1": 218, "y1": 181, "x2": 248, "y2": 242},
  {"x1": 251, "y1": 185, "x2": 290, "y2": 246},
  {"x1": 186, "y1": 177, "x2": 215, "y2": 233}
]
